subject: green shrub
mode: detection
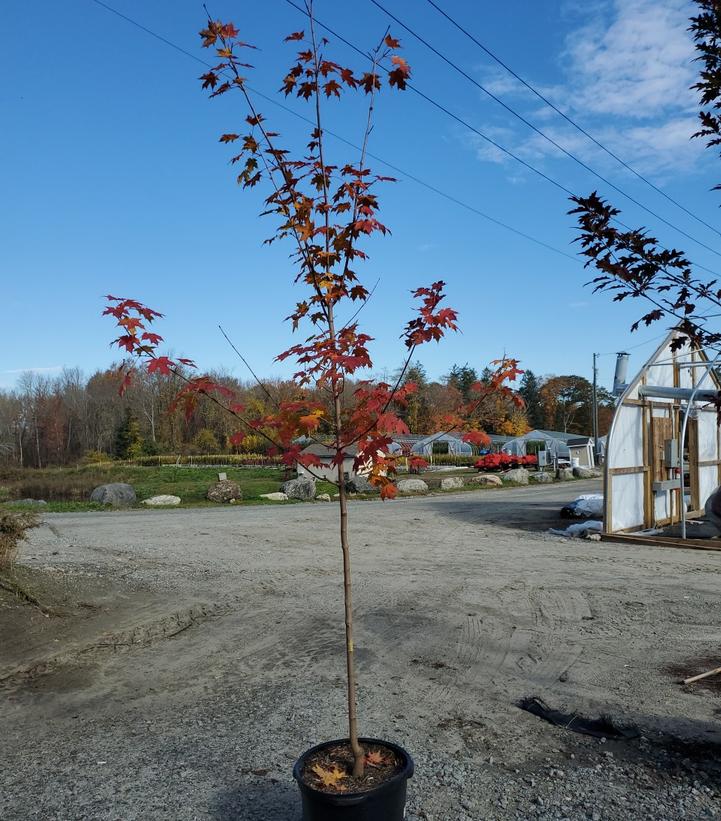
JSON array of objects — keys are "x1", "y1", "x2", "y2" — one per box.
[
  {"x1": 423, "y1": 454, "x2": 476, "y2": 467},
  {"x1": 81, "y1": 450, "x2": 112, "y2": 465}
]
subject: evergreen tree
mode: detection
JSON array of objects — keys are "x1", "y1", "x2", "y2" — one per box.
[
  {"x1": 519, "y1": 370, "x2": 544, "y2": 429},
  {"x1": 113, "y1": 408, "x2": 143, "y2": 460},
  {"x1": 400, "y1": 362, "x2": 431, "y2": 433},
  {"x1": 446, "y1": 363, "x2": 479, "y2": 401}
]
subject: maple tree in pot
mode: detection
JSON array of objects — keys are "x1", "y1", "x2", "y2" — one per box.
[{"x1": 104, "y1": 8, "x2": 520, "y2": 818}]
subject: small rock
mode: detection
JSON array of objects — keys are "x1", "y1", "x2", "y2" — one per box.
[
  {"x1": 345, "y1": 475, "x2": 376, "y2": 494},
  {"x1": 207, "y1": 480, "x2": 242, "y2": 504},
  {"x1": 468, "y1": 473, "x2": 503, "y2": 487},
  {"x1": 440, "y1": 476, "x2": 464, "y2": 490},
  {"x1": 529, "y1": 471, "x2": 553, "y2": 483},
  {"x1": 315, "y1": 493, "x2": 331, "y2": 502},
  {"x1": 573, "y1": 466, "x2": 602, "y2": 479},
  {"x1": 503, "y1": 468, "x2": 529, "y2": 485},
  {"x1": 8, "y1": 498, "x2": 47, "y2": 507},
  {"x1": 557, "y1": 467, "x2": 574, "y2": 481},
  {"x1": 397, "y1": 478, "x2": 429, "y2": 494},
  {"x1": 280, "y1": 476, "x2": 316, "y2": 500},
  {"x1": 142, "y1": 495, "x2": 181, "y2": 506},
  {"x1": 259, "y1": 492, "x2": 288, "y2": 501}
]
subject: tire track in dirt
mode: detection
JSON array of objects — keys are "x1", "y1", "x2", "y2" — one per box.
[
  {"x1": 0, "y1": 596, "x2": 245, "y2": 692},
  {"x1": 399, "y1": 580, "x2": 594, "y2": 718}
]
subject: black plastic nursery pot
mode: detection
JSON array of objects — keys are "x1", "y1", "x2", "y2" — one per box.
[{"x1": 293, "y1": 738, "x2": 414, "y2": 821}]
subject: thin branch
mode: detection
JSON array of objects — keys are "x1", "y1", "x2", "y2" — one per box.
[{"x1": 218, "y1": 324, "x2": 278, "y2": 406}]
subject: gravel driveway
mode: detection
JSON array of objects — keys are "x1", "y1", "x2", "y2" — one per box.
[{"x1": 2, "y1": 481, "x2": 721, "y2": 820}]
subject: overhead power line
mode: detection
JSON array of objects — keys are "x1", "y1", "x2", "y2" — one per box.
[
  {"x1": 424, "y1": 0, "x2": 721, "y2": 242},
  {"x1": 90, "y1": 0, "x2": 719, "y2": 279},
  {"x1": 284, "y1": 0, "x2": 721, "y2": 278},
  {"x1": 88, "y1": 0, "x2": 585, "y2": 265},
  {"x1": 367, "y1": 0, "x2": 721, "y2": 259}
]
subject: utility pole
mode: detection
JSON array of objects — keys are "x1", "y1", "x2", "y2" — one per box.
[{"x1": 592, "y1": 352, "x2": 599, "y2": 464}]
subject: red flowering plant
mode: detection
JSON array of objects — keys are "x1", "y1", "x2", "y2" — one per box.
[
  {"x1": 103, "y1": 6, "x2": 520, "y2": 786},
  {"x1": 474, "y1": 453, "x2": 537, "y2": 471}
]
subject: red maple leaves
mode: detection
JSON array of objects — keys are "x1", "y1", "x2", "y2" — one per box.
[{"x1": 102, "y1": 15, "x2": 520, "y2": 501}]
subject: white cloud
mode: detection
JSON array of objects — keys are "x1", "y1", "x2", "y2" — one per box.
[
  {"x1": 468, "y1": 0, "x2": 705, "y2": 180},
  {"x1": 563, "y1": 0, "x2": 698, "y2": 120}
]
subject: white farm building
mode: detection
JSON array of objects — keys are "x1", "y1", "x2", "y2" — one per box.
[{"x1": 604, "y1": 330, "x2": 721, "y2": 535}]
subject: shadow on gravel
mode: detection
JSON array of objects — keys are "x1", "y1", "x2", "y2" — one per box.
[
  {"x1": 518, "y1": 696, "x2": 638, "y2": 739},
  {"x1": 211, "y1": 782, "x2": 301, "y2": 821},
  {"x1": 520, "y1": 699, "x2": 721, "y2": 778},
  {"x1": 423, "y1": 495, "x2": 572, "y2": 534}
]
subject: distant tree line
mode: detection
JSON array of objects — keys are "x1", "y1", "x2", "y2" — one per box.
[
  {"x1": 0, "y1": 363, "x2": 614, "y2": 467},
  {"x1": 399, "y1": 363, "x2": 614, "y2": 439}
]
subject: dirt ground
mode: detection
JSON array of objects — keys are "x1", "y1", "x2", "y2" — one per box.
[{"x1": 2, "y1": 479, "x2": 721, "y2": 820}]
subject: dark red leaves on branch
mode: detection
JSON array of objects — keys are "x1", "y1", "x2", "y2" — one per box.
[
  {"x1": 569, "y1": 192, "x2": 721, "y2": 351},
  {"x1": 102, "y1": 18, "x2": 520, "y2": 502},
  {"x1": 403, "y1": 281, "x2": 459, "y2": 348}
]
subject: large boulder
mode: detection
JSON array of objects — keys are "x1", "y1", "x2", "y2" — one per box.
[
  {"x1": 259, "y1": 492, "x2": 288, "y2": 502},
  {"x1": 503, "y1": 468, "x2": 529, "y2": 485},
  {"x1": 397, "y1": 478, "x2": 429, "y2": 494},
  {"x1": 573, "y1": 466, "x2": 602, "y2": 479},
  {"x1": 345, "y1": 475, "x2": 376, "y2": 494},
  {"x1": 530, "y1": 472, "x2": 553, "y2": 484},
  {"x1": 142, "y1": 495, "x2": 181, "y2": 506},
  {"x1": 281, "y1": 476, "x2": 316, "y2": 500},
  {"x1": 440, "y1": 477, "x2": 464, "y2": 491},
  {"x1": 90, "y1": 483, "x2": 136, "y2": 507},
  {"x1": 207, "y1": 480, "x2": 242, "y2": 503},
  {"x1": 468, "y1": 473, "x2": 503, "y2": 487},
  {"x1": 557, "y1": 467, "x2": 574, "y2": 481}
]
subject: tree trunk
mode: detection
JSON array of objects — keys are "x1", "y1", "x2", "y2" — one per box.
[{"x1": 337, "y1": 461, "x2": 364, "y2": 777}]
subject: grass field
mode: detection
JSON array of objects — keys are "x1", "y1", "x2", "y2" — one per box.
[
  {"x1": 0, "y1": 463, "x2": 580, "y2": 512},
  {"x1": 0, "y1": 464, "x2": 337, "y2": 511}
]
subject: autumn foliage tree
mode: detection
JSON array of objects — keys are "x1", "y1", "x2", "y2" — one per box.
[{"x1": 103, "y1": 6, "x2": 520, "y2": 782}]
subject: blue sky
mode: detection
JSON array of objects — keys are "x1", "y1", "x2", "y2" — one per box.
[{"x1": 2, "y1": 0, "x2": 718, "y2": 392}]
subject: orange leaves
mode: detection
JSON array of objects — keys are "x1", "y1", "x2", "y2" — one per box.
[
  {"x1": 311, "y1": 764, "x2": 347, "y2": 789},
  {"x1": 380, "y1": 483, "x2": 397, "y2": 501},
  {"x1": 408, "y1": 456, "x2": 428, "y2": 472},
  {"x1": 388, "y1": 55, "x2": 411, "y2": 90},
  {"x1": 365, "y1": 749, "x2": 389, "y2": 766},
  {"x1": 284, "y1": 30, "x2": 305, "y2": 42},
  {"x1": 462, "y1": 430, "x2": 491, "y2": 449},
  {"x1": 219, "y1": 133, "x2": 239, "y2": 143},
  {"x1": 299, "y1": 410, "x2": 324, "y2": 432}
]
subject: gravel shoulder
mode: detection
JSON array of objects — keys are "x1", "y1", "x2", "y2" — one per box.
[{"x1": 2, "y1": 480, "x2": 721, "y2": 820}]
